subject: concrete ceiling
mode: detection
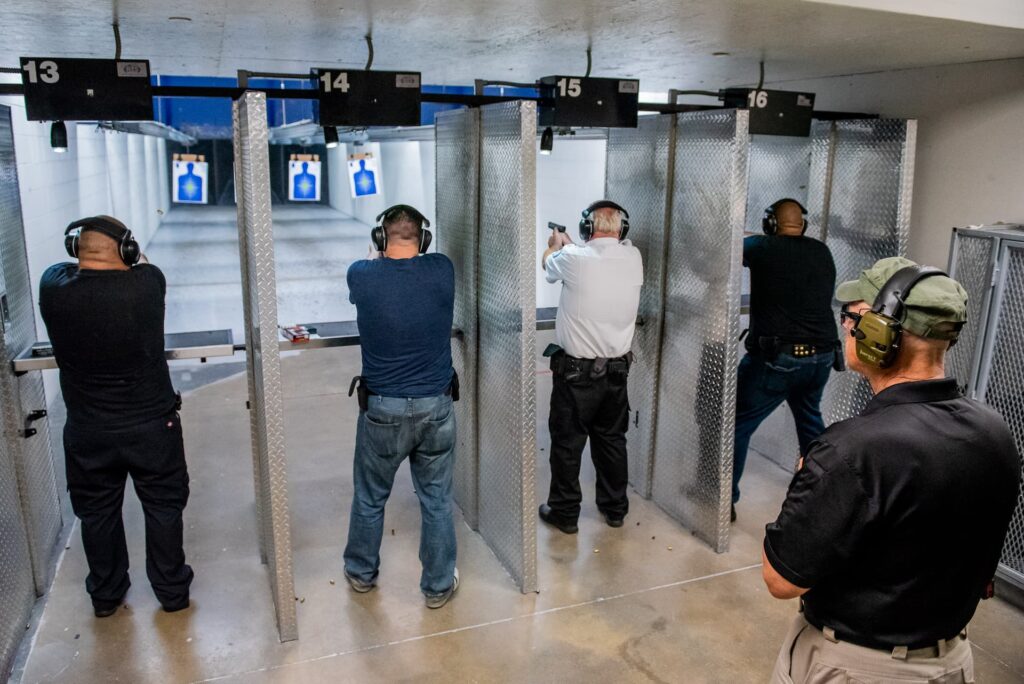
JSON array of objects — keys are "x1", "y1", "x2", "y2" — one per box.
[{"x1": 3, "y1": 0, "x2": 1023, "y2": 92}]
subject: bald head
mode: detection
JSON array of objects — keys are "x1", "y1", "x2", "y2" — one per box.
[
  {"x1": 77, "y1": 216, "x2": 131, "y2": 270},
  {"x1": 774, "y1": 201, "x2": 805, "y2": 236}
]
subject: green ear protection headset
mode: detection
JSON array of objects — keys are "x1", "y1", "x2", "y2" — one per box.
[
  {"x1": 371, "y1": 204, "x2": 432, "y2": 254},
  {"x1": 849, "y1": 265, "x2": 947, "y2": 368}
]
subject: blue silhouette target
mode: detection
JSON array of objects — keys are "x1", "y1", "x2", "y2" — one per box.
[
  {"x1": 172, "y1": 160, "x2": 208, "y2": 204},
  {"x1": 347, "y1": 156, "x2": 381, "y2": 198},
  {"x1": 289, "y1": 160, "x2": 322, "y2": 202}
]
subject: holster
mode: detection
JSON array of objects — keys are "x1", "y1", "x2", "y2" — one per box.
[
  {"x1": 832, "y1": 342, "x2": 846, "y2": 372},
  {"x1": 174, "y1": 391, "x2": 183, "y2": 412},
  {"x1": 348, "y1": 376, "x2": 370, "y2": 412}
]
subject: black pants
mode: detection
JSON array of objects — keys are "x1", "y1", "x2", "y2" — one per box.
[
  {"x1": 546, "y1": 370, "x2": 630, "y2": 523},
  {"x1": 64, "y1": 412, "x2": 192, "y2": 610}
]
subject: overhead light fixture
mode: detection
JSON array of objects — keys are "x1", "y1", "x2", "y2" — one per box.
[
  {"x1": 323, "y1": 126, "x2": 340, "y2": 149},
  {"x1": 540, "y1": 126, "x2": 553, "y2": 155},
  {"x1": 50, "y1": 121, "x2": 68, "y2": 153}
]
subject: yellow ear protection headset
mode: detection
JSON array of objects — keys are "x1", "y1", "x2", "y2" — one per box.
[
  {"x1": 579, "y1": 200, "x2": 630, "y2": 241},
  {"x1": 64, "y1": 216, "x2": 141, "y2": 266},
  {"x1": 762, "y1": 198, "x2": 808, "y2": 236},
  {"x1": 848, "y1": 265, "x2": 947, "y2": 368},
  {"x1": 371, "y1": 204, "x2": 433, "y2": 254}
]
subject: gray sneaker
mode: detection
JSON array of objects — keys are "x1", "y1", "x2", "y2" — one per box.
[
  {"x1": 344, "y1": 569, "x2": 376, "y2": 593},
  {"x1": 424, "y1": 568, "x2": 460, "y2": 609}
]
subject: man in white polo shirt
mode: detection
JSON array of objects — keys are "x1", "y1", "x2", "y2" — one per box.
[{"x1": 539, "y1": 200, "x2": 644, "y2": 534}]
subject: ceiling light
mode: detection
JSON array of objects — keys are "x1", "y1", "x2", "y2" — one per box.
[
  {"x1": 50, "y1": 121, "x2": 68, "y2": 153},
  {"x1": 540, "y1": 126, "x2": 553, "y2": 155},
  {"x1": 324, "y1": 126, "x2": 340, "y2": 148}
]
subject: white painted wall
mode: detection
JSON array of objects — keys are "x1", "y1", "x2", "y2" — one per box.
[
  {"x1": 328, "y1": 140, "x2": 439, "y2": 249},
  {"x1": 768, "y1": 57, "x2": 1024, "y2": 269},
  {"x1": 534, "y1": 138, "x2": 607, "y2": 307}
]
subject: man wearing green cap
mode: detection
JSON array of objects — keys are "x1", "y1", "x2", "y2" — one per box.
[{"x1": 761, "y1": 256, "x2": 1021, "y2": 683}]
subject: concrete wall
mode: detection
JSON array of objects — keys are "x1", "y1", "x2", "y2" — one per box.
[
  {"x1": 0, "y1": 96, "x2": 168, "y2": 403},
  {"x1": 767, "y1": 57, "x2": 1024, "y2": 268}
]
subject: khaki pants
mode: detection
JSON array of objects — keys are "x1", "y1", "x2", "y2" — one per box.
[{"x1": 770, "y1": 615, "x2": 974, "y2": 684}]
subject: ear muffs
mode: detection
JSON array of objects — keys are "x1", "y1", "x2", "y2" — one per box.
[
  {"x1": 762, "y1": 198, "x2": 808, "y2": 236},
  {"x1": 579, "y1": 200, "x2": 630, "y2": 242},
  {"x1": 372, "y1": 204, "x2": 433, "y2": 255},
  {"x1": 851, "y1": 265, "x2": 946, "y2": 368},
  {"x1": 64, "y1": 217, "x2": 140, "y2": 266}
]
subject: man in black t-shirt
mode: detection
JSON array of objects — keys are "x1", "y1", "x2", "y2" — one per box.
[
  {"x1": 39, "y1": 216, "x2": 192, "y2": 617},
  {"x1": 763, "y1": 257, "x2": 1020, "y2": 683},
  {"x1": 732, "y1": 199, "x2": 838, "y2": 519}
]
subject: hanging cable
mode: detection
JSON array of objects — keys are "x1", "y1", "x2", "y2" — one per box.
[
  {"x1": 364, "y1": 34, "x2": 374, "y2": 70},
  {"x1": 584, "y1": 47, "x2": 592, "y2": 78},
  {"x1": 756, "y1": 60, "x2": 764, "y2": 90},
  {"x1": 113, "y1": 22, "x2": 122, "y2": 60}
]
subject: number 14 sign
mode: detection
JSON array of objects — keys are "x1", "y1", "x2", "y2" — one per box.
[{"x1": 314, "y1": 68, "x2": 421, "y2": 127}]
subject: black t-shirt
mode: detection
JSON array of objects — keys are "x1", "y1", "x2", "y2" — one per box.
[
  {"x1": 765, "y1": 379, "x2": 1021, "y2": 650},
  {"x1": 39, "y1": 263, "x2": 176, "y2": 430},
  {"x1": 744, "y1": 235, "x2": 838, "y2": 347}
]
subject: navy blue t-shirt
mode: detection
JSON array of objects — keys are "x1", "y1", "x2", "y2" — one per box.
[{"x1": 347, "y1": 254, "x2": 455, "y2": 397}]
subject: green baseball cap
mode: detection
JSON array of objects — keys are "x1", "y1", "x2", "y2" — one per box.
[{"x1": 835, "y1": 256, "x2": 968, "y2": 340}]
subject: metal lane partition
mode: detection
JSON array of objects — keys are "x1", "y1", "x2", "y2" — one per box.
[
  {"x1": 436, "y1": 108, "x2": 481, "y2": 529},
  {"x1": 948, "y1": 227, "x2": 1024, "y2": 595},
  {"x1": 604, "y1": 115, "x2": 674, "y2": 499},
  {"x1": 809, "y1": 119, "x2": 915, "y2": 427},
  {"x1": 651, "y1": 110, "x2": 749, "y2": 552},
  {"x1": 0, "y1": 106, "x2": 62, "y2": 597},
  {"x1": 0, "y1": 104, "x2": 51, "y2": 679},
  {"x1": 232, "y1": 91, "x2": 298, "y2": 641},
  {"x1": 476, "y1": 101, "x2": 538, "y2": 592}
]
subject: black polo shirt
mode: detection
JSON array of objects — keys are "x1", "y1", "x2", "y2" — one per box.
[
  {"x1": 764, "y1": 378, "x2": 1020, "y2": 650},
  {"x1": 744, "y1": 235, "x2": 838, "y2": 348}
]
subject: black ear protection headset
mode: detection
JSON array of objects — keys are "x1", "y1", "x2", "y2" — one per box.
[
  {"x1": 371, "y1": 204, "x2": 433, "y2": 254},
  {"x1": 64, "y1": 216, "x2": 141, "y2": 266},
  {"x1": 849, "y1": 265, "x2": 949, "y2": 368},
  {"x1": 762, "y1": 198, "x2": 808, "y2": 236},
  {"x1": 579, "y1": 200, "x2": 630, "y2": 241}
]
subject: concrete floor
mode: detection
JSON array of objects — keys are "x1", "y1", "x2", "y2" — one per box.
[
  {"x1": 14, "y1": 335, "x2": 1024, "y2": 683},
  {"x1": 14, "y1": 207, "x2": 1024, "y2": 682}
]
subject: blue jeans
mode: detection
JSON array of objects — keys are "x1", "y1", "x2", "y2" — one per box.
[
  {"x1": 343, "y1": 394, "x2": 457, "y2": 596},
  {"x1": 732, "y1": 352, "x2": 832, "y2": 503}
]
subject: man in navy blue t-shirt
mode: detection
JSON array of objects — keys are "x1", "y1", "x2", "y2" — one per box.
[{"x1": 342, "y1": 204, "x2": 459, "y2": 608}]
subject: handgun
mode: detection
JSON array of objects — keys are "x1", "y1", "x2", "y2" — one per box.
[{"x1": 548, "y1": 222, "x2": 566, "y2": 233}]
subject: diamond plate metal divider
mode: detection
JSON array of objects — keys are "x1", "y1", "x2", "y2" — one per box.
[
  {"x1": 976, "y1": 242, "x2": 1024, "y2": 589},
  {"x1": 233, "y1": 92, "x2": 298, "y2": 641},
  {"x1": 435, "y1": 108, "x2": 481, "y2": 529},
  {"x1": 604, "y1": 115, "x2": 674, "y2": 498},
  {"x1": 651, "y1": 110, "x2": 748, "y2": 553},
  {"x1": 477, "y1": 101, "x2": 537, "y2": 592},
  {"x1": 0, "y1": 104, "x2": 41, "y2": 680},
  {"x1": 946, "y1": 231, "x2": 997, "y2": 397},
  {"x1": 0, "y1": 106, "x2": 61, "y2": 596},
  {"x1": 808, "y1": 119, "x2": 916, "y2": 428}
]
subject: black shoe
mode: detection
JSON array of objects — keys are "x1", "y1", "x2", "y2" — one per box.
[
  {"x1": 602, "y1": 512, "x2": 625, "y2": 528},
  {"x1": 539, "y1": 504, "x2": 578, "y2": 534},
  {"x1": 161, "y1": 599, "x2": 190, "y2": 613},
  {"x1": 731, "y1": 504, "x2": 737, "y2": 523},
  {"x1": 93, "y1": 602, "x2": 121, "y2": 618}
]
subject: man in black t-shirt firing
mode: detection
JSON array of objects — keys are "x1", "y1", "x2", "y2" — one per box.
[
  {"x1": 732, "y1": 198, "x2": 838, "y2": 520},
  {"x1": 39, "y1": 216, "x2": 192, "y2": 618},
  {"x1": 763, "y1": 257, "x2": 1020, "y2": 683}
]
